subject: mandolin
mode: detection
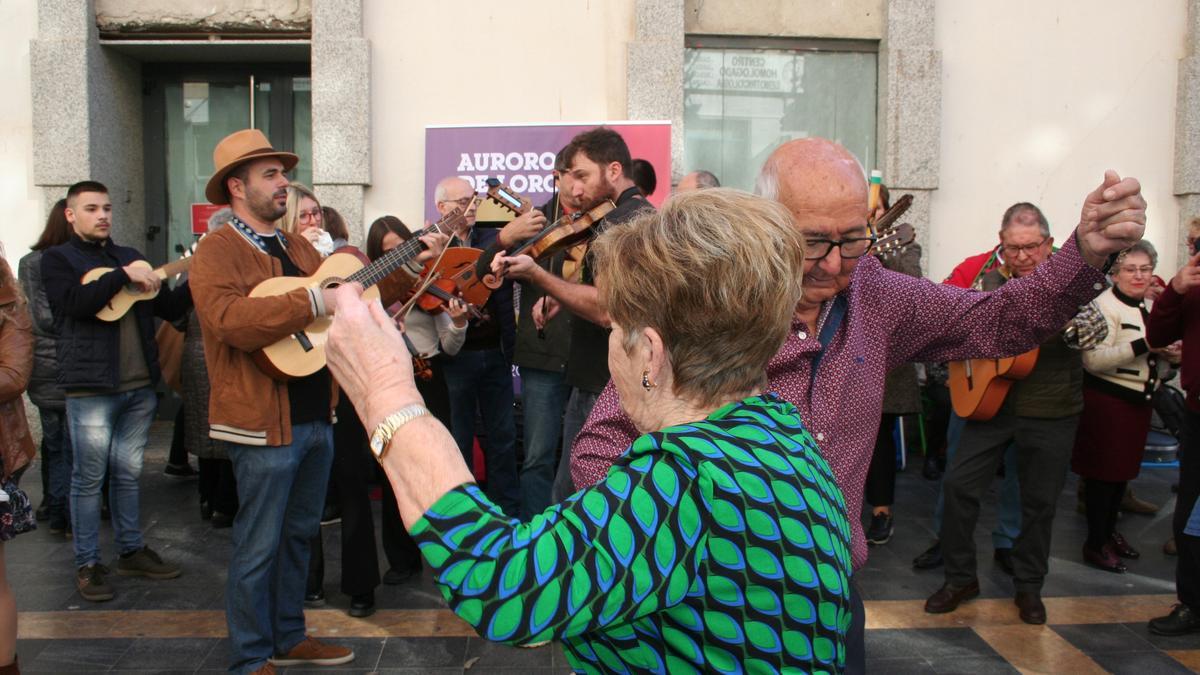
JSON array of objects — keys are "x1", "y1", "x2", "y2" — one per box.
[
  {"x1": 251, "y1": 207, "x2": 471, "y2": 381},
  {"x1": 947, "y1": 348, "x2": 1040, "y2": 421},
  {"x1": 84, "y1": 256, "x2": 193, "y2": 321}
]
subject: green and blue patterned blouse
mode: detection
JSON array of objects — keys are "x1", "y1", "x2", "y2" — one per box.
[{"x1": 411, "y1": 394, "x2": 853, "y2": 674}]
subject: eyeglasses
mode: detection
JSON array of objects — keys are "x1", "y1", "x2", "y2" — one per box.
[
  {"x1": 1117, "y1": 265, "x2": 1154, "y2": 276},
  {"x1": 1000, "y1": 238, "x2": 1048, "y2": 258},
  {"x1": 804, "y1": 236, "x2": 877, "y2": 261},
  {"x1": 439, "y1": 197, "x2": 474, "y2": 209},
  {"x1": 297, "y1": 208, "x2": 323, "y2": 223}
]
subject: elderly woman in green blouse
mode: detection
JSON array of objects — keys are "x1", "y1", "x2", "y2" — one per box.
[{"x1": 325, "y1": 189, "x2": 853, "y2": 674}]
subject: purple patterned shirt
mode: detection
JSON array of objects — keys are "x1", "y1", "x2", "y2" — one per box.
[{"x1": 571, "y1": 234, "x2": 1107, "y2": 570}]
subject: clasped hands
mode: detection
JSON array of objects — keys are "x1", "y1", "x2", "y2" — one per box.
[{"x1": 1075, "y1": 170, "x2": 1148, "y2": 270}]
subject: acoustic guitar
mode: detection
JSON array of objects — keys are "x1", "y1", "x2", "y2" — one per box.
[
  {"x1": 84, "y1": 257, "x2": 192, "y2": 322},
  {"x1": 251, "y1": 206, "x2": 472, "y2": 381},
  {"x1": 947, "y1": 348, "x2": 1040, "y2": 421}
]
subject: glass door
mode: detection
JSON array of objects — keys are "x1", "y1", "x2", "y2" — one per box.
[{"x1": 143, "y1": 66, "x2": 311, "y2": 263}]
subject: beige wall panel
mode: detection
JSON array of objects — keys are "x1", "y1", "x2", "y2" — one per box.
[
  {"x1": 929, "y1": 0, "x2": 1187, "y2": 280},
  {"x1": 95, "y1": 0, "x2": 310, "y2": 32},
  {"x1": 361, "y1": 0, "x2": 636, "y2": 225},
  {"x1": 684, "y1": 0, "x2": 884, "y2": 39},
  {"x1": 0, "y1": 0, "x2": 39, "y2": 262}
]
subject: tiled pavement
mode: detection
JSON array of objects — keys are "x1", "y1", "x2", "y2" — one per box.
[{"x1": 9, "y1": 421, "x2": 1200, "y2": 673}]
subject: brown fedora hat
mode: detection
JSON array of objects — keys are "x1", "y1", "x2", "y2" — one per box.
[{"x1": 205, "y1": 129, "x2": 300, "y2": 205}]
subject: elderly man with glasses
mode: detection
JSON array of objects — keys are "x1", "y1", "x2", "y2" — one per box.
[
  {"x1": 927, "y1": 202, "x2": 1092, "y2": 626},
  {"x1": 569, "y1": 139, "x2": 1147, "y2": 671}
]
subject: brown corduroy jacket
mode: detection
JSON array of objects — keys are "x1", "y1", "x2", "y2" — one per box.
[{"x1": 189, "y1": 223, "x2": 328, "y2": 447}]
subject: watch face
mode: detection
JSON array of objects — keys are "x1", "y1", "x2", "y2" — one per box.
[{"x1": 370, "y1": 434, "x2": 385, "y2": 456}]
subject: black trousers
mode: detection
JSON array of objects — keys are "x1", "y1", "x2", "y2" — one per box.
[
  {"x1": 941, "y1": 411, "x2": 1076, "y2": 592},
  {"x1": 1177, "y1": 409, "x2": 1200, "y2": 609},
  {"x1": 308, "y1": 394, "x2": 381, "y2": 597},
  {"x1": 197, "y1": 457, "x2": 238, "y2": 515},
  {"x1": 1083, "y1": 478, "x2": 1125, "y2": 551},
  {"x1": 378, "y1": 361, "x2": 453, "y2": 573},
  {"x1": 865, "y1": 414, "x2": 898, "y2": 507}
]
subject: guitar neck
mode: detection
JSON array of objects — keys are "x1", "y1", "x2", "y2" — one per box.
[
  {"x1": 156, "y1": 257, "x2": 193, "y2": 279},
  {"x1": 347, "y1": 213, "x2": 463, "y2": 288}
]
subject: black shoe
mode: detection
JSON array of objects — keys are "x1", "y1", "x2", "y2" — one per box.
[
  {"x1": 1148, "y1": 604, "x2": 1200, "y2": 636},
  {"x1": 866, "y1": 512, "x2": 894, "y2": 546},
  {"x1": 211, "y1": 511, "x2": 234, "y2": 529},
  {"x1": 1015, "y1": 591, "x2": 1046, "y2": 625},
  {"x1": 35, "y1": 503, "x2": 50, "y2": 522},
  {"x1": 993, "y1": 547, "x2": 1015, "y2": 576},
  {"x1": 348, "y1": 592, "x2": 376, "y2": 618},
  {"x1": 913, "y1": 541, "x2": 943, "y2": 569},
  {"x1": 163, "y1": 463, "x2": 198, "y2": 479},
  {"x1": 320, "y1": 505, "x2": 342, "y2": 527},
  {"x1": 200, "y1": 501, "x2": 213, "y2": 521},
  {"x1": 924, "y1": 580, "x2": 980, "y2": 613},
  {"x1": 382, "y1": 565, "x2": 421, "y2": 585},
  {"x1": 304, "y1": 589, "x2": 326, "y2": 608},
  {"x1": 48, "y1": 518, "x2": 70, "y2": 536}
]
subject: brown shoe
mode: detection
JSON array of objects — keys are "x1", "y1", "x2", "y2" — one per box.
[
  {"x1": 924, "y1": 580, "x2": 980, "y2": 614},
  {"x1": 270, "y1": 636, "x2": 354, "y2": 666},
  {"x1": 1165, "y1": 537, "x2": 1178, "y2": 556},
  {"x1": 1083, "y1": 543, "x2": 1126, "y2": 573},
  {"x1": 76, "y1": 564, "x2": 115, "y2": 602},
  {"x1": 1015, "y1": 590, "x2": 1046, "y2": 625},
  {"x1": 249, "y1": 663, "x2": 275, "y2": 675},
  {"x1": 1120, "y1": 488, "x2": 1159, "y2": 515}
]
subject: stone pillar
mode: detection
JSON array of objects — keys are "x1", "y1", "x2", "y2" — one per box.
[
  {"x1": 627, "y1": 0, "x2": 685, "y2": 180},
  {"x1": 311, "y1": 0, "x2": 370, "y2": 246},
  {"x1": 31, "y1": 0, "x2": 145, "y2": 242},
  {"x1": 1174, "y1": 0, "x2": 1200, "y2": 262},
  {"x1": 877, "y1": 0, "x2": 941, "y2": 273}
]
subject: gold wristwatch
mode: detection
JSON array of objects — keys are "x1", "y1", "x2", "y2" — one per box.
[{"x1": 369, "y1": 404, "x2": 429, "y2": 462}]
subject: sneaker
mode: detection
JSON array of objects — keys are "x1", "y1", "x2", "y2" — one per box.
[
  {"x1": 48, "y1": 517, "x2": 70, "y2": 536},
  {"x1": 116, "y1": 546, "x2": 181, "y2": 580},
  {"x1": 304, "y1": 589, "x2": 326, "y2": 608},
  {"x1": 163, "y1": 463, "x2": 198, "y2": 479},
  {"x1": 35, "y1": 503, "x2": 50, "y2": 522},
  {"x1": 76, "y1": 564, "x2": 115, "y2": 602},
  {"x1": 866, "y1": 512, "x2": 893, "y2": 545},
  {"x1": 270, "y1": 636, "x2": 354, "y2": 666}
]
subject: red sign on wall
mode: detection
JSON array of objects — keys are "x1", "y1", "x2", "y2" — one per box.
[{"x1": 191, "y1": 203, "x2": 223, "y2": 235}]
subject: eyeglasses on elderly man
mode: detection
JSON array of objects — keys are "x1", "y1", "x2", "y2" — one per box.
[{"x1": 324, "y1": 188, "x2": 854, "y2": 674}]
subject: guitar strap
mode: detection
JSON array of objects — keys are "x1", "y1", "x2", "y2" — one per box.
[
  {"x1": 231, "y1": 216, "x2": 290, "y2": 254},
  {"x1": 810, "y1": 294, "x2": 848, "y2": 386}
]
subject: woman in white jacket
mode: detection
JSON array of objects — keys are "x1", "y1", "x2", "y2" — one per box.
[{"x1": 1073, "y1": 240, "x2": 1179, "y2": 573}]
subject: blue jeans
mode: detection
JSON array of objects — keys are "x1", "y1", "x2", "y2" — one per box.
[
  {"x1": 226, "y1": 422, "x2": 333, "y2": 674},
  {"x1": 442, "y1": 348, "x2": 520, "y2": 515},
  {"x1": 67, "y1": 387, "x2": 157, "y2": 568},
  {"x1": 38, "y1": 407, "x2": 73, "y2": 523},
  {"x1": 935, "y1": 413, "x2": 1021, "y2": 549},
  {"x1": 517, "y1": 367, "x2": 570, "y2": 520}
]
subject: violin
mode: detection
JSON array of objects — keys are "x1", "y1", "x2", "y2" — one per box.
[
  {"x1": 412, "y1": 355, "x2": 433, "y2": 381},
  {"x1": 482, "y1": 200, "x2": 616, "y2": 289}
]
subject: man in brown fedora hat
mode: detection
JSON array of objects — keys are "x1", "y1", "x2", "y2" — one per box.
[{"x1": 190, "y1": 129, "x2": 446, "y2": 673}]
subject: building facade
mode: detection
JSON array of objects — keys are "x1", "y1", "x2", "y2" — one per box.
[{"x1": 0, "y1": 0, "x2": 1193, "y2": 279}]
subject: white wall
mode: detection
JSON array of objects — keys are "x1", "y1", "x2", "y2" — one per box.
[
  {"x1": 361, "y1": 0, "x2": 636, "y2": 226},
  {"x1": 930, "y1": 0, "x2": 1187, "y2": 280},
  {"x1": 0, "y1": 0, "x2": 38, "y2": 266}
]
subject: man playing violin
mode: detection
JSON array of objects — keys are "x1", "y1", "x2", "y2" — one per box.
[
  {"x1": 566, "y1": 137, "x2": 1146, "y2": 672},
  {"x1": 491, "y1": 127, "x2": 655, "y2": 501}
]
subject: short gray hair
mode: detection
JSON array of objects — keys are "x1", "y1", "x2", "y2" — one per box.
[
  {"x1": 754, "y1": 160, "x2": 780, "y2": 201},
  {"x1": 1116, "y1": 239, "x2": 1158, "y2": 268},
  {"x1": 690, "y1": 170, "x2": 720, "y2": 189},
  {"x1": 1000, "y1": 202, "x2": 1051, "y2": 238}
]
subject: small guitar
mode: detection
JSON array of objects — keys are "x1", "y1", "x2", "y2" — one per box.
[
  {"x1": 947, "y1": 348, "x2": 1040, "y2": 421},
  {"x1": 84, "y1": 257, "x2": 193, "y2": 322},
  {"x1": 251, "y1": 206, "x2": 471, "y2": 381}
]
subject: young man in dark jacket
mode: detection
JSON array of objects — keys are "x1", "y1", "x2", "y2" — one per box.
[{"x1": 41, "y1": 181, "x2": 192, "y2": 602}]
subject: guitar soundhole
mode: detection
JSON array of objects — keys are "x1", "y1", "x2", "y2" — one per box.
[{"x1": 320, "y1": 277, "x2": 346, "y2": 290}]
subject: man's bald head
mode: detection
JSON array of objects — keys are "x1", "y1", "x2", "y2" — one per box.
[
  {"x1": 756, "y1": 138, "x2": 868, "y2": 219},
  {"x1": 755, "y1": 138, "x2": 873, "y2": 313},
  {"x1": 434, "y1": 176, "x2": 477, "y2": 228}
]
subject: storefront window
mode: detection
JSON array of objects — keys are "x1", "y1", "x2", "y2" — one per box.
[{"x1": 684, "y1": 41, "x2": 877, "y2": 191}]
